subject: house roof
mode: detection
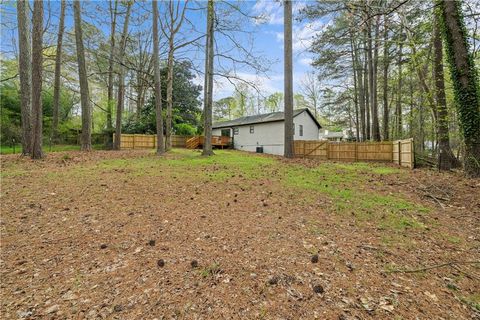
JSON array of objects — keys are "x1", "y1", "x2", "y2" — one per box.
[
  {"x1": 322, "y1": 132, "x2": 344, "y2": 138},
  {"x1": 212, "y1": 108, "x2": 322, "y2": 129}
]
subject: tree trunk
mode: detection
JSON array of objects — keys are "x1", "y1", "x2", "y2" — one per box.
[
  {"x1": 283, "y1": 0, "x2": 294, "y2": 158},
  {"x1": 113, "y1": 3, "x2": 132, "y2": 150},
  {"x1": 350, "y1": 37, "x2": 360, "y2": 142},
  {"x1": 106, "y1": 0, "x2": 118, "y2": 149},
  {"x1": 52, "y1": 0, "x2": 66, "y2": 144},
  {"x1": 437, "y1": 0, "x2": 480, "y2": 177},
  {"x1": 364, "y1": 42, "x2": 370, "y2": 141},
  {"x1": 166, "y1": 37, "x2": 174, "y2": 151},
  {"x1": 369, "y1": 17, "x2": 381, "y2": 141},
  {"x1": 152, "y1": 0, "x2": 165, "y2": 155},
  {"x1": 16, "y1": 0, "x2": 32, "y2": 155},
  {"x1": 434, "y1": 13, "x2": 460, "y2": 170},
  {"x1": 31, "y1": 0, "x2": 43, "y2": 159},
  {"x1": 73, "y1": 1, "x2": 92, "y2": 151},
  {"x1": 202, "y1": 0, "x2": 214, "y2": 156},
  {"x1": 355, "y1": 40, "x2": 366, "y2": 141},
  {"x1": 382, "y1": 14, "x2": 389, "y2": 141},
  {"x1": 395, "y1": 27, "x2": 403, "y2": 139}
]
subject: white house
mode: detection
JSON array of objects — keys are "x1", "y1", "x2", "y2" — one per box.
[
  {"x1": 212, "y1": 108, "x2": 321, "y2": 155},
  {"x1": 319, "y1": 129, "x2": 345, "y2": 142}
]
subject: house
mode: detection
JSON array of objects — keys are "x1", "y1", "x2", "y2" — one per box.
[
  {"x1": 212, "y1": 108, "x2": 321, "y2": 155},
  {"x1": 319, "y1": 129, "x2": 345, "y2": 142}
]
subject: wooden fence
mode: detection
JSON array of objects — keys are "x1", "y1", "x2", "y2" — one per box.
[
  {"x1": 392, "y1": 138, "x2": 414, "y2": 168},
  {"x1": 294, "y1": 138, "x2": 414, "y2": 168},
  {"x1": 114, "y1": 134, "x2": 193, "y2": 149}
]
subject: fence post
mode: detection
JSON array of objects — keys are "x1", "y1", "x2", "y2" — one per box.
[
  {"x1": 354, "y1": 142, "x2": 358, "y2": 162},
  {"x1": 326, "y1": 142, "x2": 330, "y2": 159},
  {"x1": 133, "y1": 134, "x2": 136, "y2": 150},
  {"x1": 303, "y1": 141, "x2": 306, "y2": 158},
  {"x1": 398, "y1": 141, "x2": 401, "y2": 166}
]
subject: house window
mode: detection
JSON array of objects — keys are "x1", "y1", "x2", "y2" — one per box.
[
  {"x1": 250, "y1": 126, "x2": 254, "y2": 134},
  {"x1": 299, "y1": 125, "x2": 303, "y2": 137},
  {"x1": 233, "y1": 128, "x2": 239, "y2": 135}
]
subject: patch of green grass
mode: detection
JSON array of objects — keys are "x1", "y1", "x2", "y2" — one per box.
[
  {"x1": 164, "y1": 149, "x2": 277, "y2": 180},
  {"x1": 446, "y1": 235, "x2": 462, "y2": 244},
  {"x1": 199, "y1": 262, "x2": 222, "y2": 278},
  {"x1": 458, "y1": 294, "x2": 480, "y2": 311},
  {"x1": 0, "y1": 144, "x2": 105, "y2": 154},
  {"x1": 283, "y1": 161, "x2": 428, "y2": 232}
]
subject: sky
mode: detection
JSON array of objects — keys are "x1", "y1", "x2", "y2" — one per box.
[
  {"x1": 0, "y1": 0, "x2": 329, "y2": 101},
  {"x1": 212, "y1": 0, "x2": 327, "y2": 99}
]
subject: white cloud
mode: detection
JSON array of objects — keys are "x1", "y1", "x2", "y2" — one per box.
[
  {"x1": 252, "y1": 0, "x2": 308, "y2": 25},
  {"x1": 299, "y1": 57, "x2": 313, "y2": 66},
  {"x1": 275, "y1": 20, "x2": 326, "y2": 52}
]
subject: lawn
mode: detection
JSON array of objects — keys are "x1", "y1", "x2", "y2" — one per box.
[
  {"x1": 0, "y1": 144, "x2": 105, "y2": 155},
  {"x1": 1, "y1": 149, "x2": 479, "y2": 319}
]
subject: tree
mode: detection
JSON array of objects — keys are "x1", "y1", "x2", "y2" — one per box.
[
  {"x1": 73, "y1": 0, "x2": 92, "y2": 151},
  {"x1": 433, "y1": 12, "x2": 460, "y2": 170},
  {"x1": 382, "y1": 13, "x2": 390, "y2": 141},
  {"x1": 202, "y1": 0, "x2": 214, "y2": 156},
  {"x1": 161, "y1": 0, "x2": 189, "y2": 151},
  {"x1": 52, "y1": 0, "x2": 66, "y2": 143},
  {"x1": 31, "y1": 0, "x2": 43, "y2": 159},
  {"x1": 106, "y1": 0, "x2": 118, "y2": 149},
  {"x1": 300, "y1": 72, "x2": 321, "y2": 118},
  {"x1": 16, "y1": 0, "x2": 32, "y2": 155},
  {"x1": 113, "y1": 2, "x2": 132, "y2": 150},
  {"x1": 214, "y1": 97, "x2": 236, "y2": 121},
  {"x1": 437, "y1": 0, "x2": 480, "y2": 177},
  {"x1": 265, "y1": 92, "x2": 283, "y2": 113},
  {"x1": 284, "y1": 0, "x2": 294, "y2": 158},
  {"x1": 152, "y1": 0, "x2": 164, "y2": 155}
]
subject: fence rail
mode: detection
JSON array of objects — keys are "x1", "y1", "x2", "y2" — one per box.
[
  {"x1": 114, "y1": 134, "x2": 232, "y2": 150},
  {"x1": 294, "y1": 138, "x2": 414, "y2": 168},
  {"x1": 113, "y1": 134, "x2": 193, "y2": 149}
]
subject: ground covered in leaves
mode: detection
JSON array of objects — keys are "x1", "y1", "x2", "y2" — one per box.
[{"x1": 1, "y1": 149, "x2": 479, "y2": 319}]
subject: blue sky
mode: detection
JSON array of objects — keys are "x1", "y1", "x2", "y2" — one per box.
[{"x1": 0, "y1": 0, "x2": 328, "y2": 100}]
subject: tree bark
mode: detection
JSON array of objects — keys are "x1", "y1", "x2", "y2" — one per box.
[
  {"x1": 106, "y1": 0, "x2": 118, "y2": 149},
  {"x1": 31, "y1": 0, "x2": 43, "y2": 159},
  {"x1": 113, "y1": 2, "x2": 132, "y2": 150},
  {"x1": 382, "y1": 14, "x2": 389, "y2": 141},
  {"x1": 364, "y1": 39, "x2": 370, "y2": 141},
  {"x1": 166, "y1": 35, "x2": 174, "y2": 151},
  {"x1": 395, "y1": 27, "x2": 404, "y2": 139},
  {"x1": 369, "y1": 17, "x2": 381, "y2": 141},
  {"x1": 16, "y1": 0, "x2": 32, "y2": 155},
  {"x1": 202, "y1": 0, "x2": 214, "y2": 156},
  {"x1": 438, "y1": 0, "x2": 480, "y2": 177},
  {"x1": 152, "y1": 0, "x2": 165, "y2": 155},
  {"x1": 73, "y1": 0, "x2": 92, "y2": 151},
  {"x1": 284, "y1": 0, "x2": 294, "y2": 158},
  {"x1": 355, "y1": 40, "x2": 366, "y2": 142},
  {"x1": 434, "y1": 13, "x2": 460, "y2": 170},
  {"x1": 350, "y1": 37, "x2": 360, "y2": 142},
  {"x1": 52, "y1": 0, "x2": 66, "y2": 144}
]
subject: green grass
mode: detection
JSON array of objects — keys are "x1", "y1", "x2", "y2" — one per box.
[
  {"x1": 0, "y1": 144, "x2": 105, "y2": 154},
  {"x1": 3, "y1": 148, "x2": 429, "y2": 234},
  {"x1": 87, "y1": 150, "x2": 430, "y2": 231}
]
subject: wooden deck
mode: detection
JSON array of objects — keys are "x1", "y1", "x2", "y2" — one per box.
[{"x1": 186, "y1": 136, "x2": 231, "y2": 149}]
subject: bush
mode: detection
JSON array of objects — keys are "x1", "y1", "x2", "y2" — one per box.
[{"x1": 174, "y1": 123, "x2": 197, "y2": 136}]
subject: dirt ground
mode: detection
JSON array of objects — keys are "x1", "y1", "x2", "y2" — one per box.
[{"x1": 1, "y1": 149, "x2": 479, "y2": 319}]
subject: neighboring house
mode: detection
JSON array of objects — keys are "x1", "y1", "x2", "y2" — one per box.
[
  {"x1": 319, "y1": 129, "x2": 346, "y2": 142},
  {"x1": 212, "y1": 108, "x2": 321, "y2": 155}
]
